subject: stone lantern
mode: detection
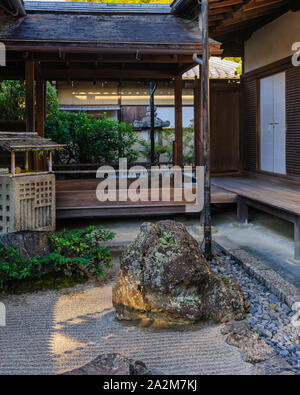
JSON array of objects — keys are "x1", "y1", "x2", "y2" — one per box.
[
  {"x1": 0, "y1": 131, "x2": 65, "y2": 233},
  {"x1": 133, "y1": 106, "x2": 170, "y2": 163}
]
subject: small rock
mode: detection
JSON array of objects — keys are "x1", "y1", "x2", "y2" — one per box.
[
  {"x1": 242, "y1": 338, "x2": 275, "y2": 364},
  {"x1": 61, "y1": 354, "x2": 151, "y2": 375},
  {"x1": 220, "y1": 320, "x2": 250, "y2": 335},
  {"x1": 261, "y1": 329, "x2": 273, "y2": 338},
  {"x1": 255, "y1": 355, "x2": 294, "y2": 375},
  {"x1": 226, "y1": 330, "x2": 259, "y2": 348},
  {"x1": 278, "y1": 350, "x2": 289, "y2": 358}
]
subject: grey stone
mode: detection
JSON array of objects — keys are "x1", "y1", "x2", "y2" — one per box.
[
  {"x1": 255, "y1": 355, "x2": 294, "y2": 375},
  {"x1": 221, "y1": 320, "x2": 250, "y2": 336},
  {"x1": 242, "y1": 338, "x2": 275, "y2": 364},
  {"x1": 226, "y1": 330, "x2": 259, "y2": 348},
  {"x1": 0, "y1": 231, "x2": 50, "y2": 260},
  {"x1": 61, "y1": 353, "x2": 152, "y2": 375}
]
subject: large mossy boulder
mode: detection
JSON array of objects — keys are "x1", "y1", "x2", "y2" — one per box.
[{"x1": 113, "y1": 221, "x2": 248, "y2": 324}]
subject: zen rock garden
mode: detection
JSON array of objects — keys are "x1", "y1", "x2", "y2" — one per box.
[{"x1": 110, "y1": 220, "x2": 298, "y2": 375}]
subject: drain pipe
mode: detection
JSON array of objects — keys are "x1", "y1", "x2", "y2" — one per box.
[
  {"x1": 193, "y1": 0, "x2": 212, "y2": 259},
  {"x1": 0, "y1": 0, "x2": 26, "y2": 17},
  {"x1": 150, "y1": 82, "x2": 157, "y2": 165},
  {"x1": 14, "y1": 0, "x2": 26, "y2": 17}
]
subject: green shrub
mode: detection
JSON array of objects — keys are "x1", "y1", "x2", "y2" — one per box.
[
  {"x1": 0, "y1": 80, "x2": 59, "y2": 121},
  {"x1": 45, "y1": 112, "x2": 138, "y2": 164},
  {"x1": 0, "y1": 225, "x2": 115, "y2": 291},
  {"x1": 139, "y1": 126, "x2": 195, "y2": 166},
  {"x1": 47, "y1": 225, "x2": 115, "y2": 278},
  {"x1": 0, "y1": 244, "x2": 35, "y2": 288}
]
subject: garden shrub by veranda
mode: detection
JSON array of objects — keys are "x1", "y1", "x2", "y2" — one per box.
[
  {"x1": 45, "y1": 112, "x2": 138, "y2": 164},
  {"x1": 0, "y1": 225, "x2": 115, "y2": 291}
]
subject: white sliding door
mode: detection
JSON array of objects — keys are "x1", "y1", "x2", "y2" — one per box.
[{"x1": 260, "y1": 72, "x2": 286, "y2": 175}]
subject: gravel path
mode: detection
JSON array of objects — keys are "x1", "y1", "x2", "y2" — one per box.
[
  {"x1": 0, "y1": 280, "x2": 254, "y2": 375},
  {"x1": 211, "y1": 256, "x2": 300, "y2": 374}
]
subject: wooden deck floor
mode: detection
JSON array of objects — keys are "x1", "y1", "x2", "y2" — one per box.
[
  {"x1": 56, "y1": 176, "x2": 300, "y2": 218},
  {"x1": 56, "y1": 175, "x2": 300, "y2": 260},
  {"x1": 56, "y1": 179, "x2": 237, "y2": 218},
  {"x1": 212, "y1": 176, "x2": 300, "y2": 216},
  {"x1": 212, "y1": 176, "x2": 300, "y2": 261}
]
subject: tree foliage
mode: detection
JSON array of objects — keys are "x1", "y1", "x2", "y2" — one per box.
[
  {"x1": 0, "y1": 80, "x2": 59, "y2": 121},
  {"x1": 224, "y1": 57, "x2": 243, "y2": 76},
  {"x1": 45, "y1": 111, "x2": 139, "y2": 164}
]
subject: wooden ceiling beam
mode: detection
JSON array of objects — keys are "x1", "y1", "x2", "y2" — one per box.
[
  {"x1": 243, "y1": 0, "x2": 285, "y2": 12},
  {"x1": 209, "y1": 0, "x2": 244, "y2": 9},
  {"x1": 209, "y1": 6, "x2": 234, "y2": 15},
  {"x1": 220, "y1": 4, "x2": 287, "y2": 27},
  {"x1": 38, "y1": 68, "x2": 176, "y2": 81},
  {"x1": 6, "y1": 52, "x2": 195, "y2": 64}
]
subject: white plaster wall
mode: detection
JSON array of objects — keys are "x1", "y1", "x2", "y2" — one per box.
[
  {"x1": 156, "y1": 107, "x2": 194, "y2": 128},
  {"x1": 244, "y1": 11, "x2": 300, "y2": 73}
]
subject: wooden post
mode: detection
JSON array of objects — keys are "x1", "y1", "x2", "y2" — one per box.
[
  {"x1": 25, "y1": 58, "x2": 35, "y2": 134},
  {"x1": 36, "y1": 74, "x2": 45, "y2": 138},
  {"x1": 194, "y1": 72, "x2": 203, "y2": 166},
  {"x1": 48, "y1": 151, "x2": 53, "y2": 173},
  {"x1": 237, "y1": 197, "x2": 248, "y2": 224},
  {"x1": 295, "y1": 216, "x2": 300, "y2": 261},
  {"x1": 25, "y1": 152, "x2": 29, "y2": 172},
  {"x1": 202, "y1": 0, "x2": 212, "y2": 259},
  {"x1": 174, "y1": 75, "x2": 183, "y2": 167},
  {"x1": 150, "y1": 82, "x2": 157, "y2": 164},
  {"x1": 11, "y1": 152, "x2": 15, "y2": 176},
  {"x1": 35, "y1": 72, "x2": 46, "y2": 170}
]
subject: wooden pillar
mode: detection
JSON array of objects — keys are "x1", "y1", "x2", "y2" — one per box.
[
  {"x1": 174, "y1": 75, "x2": 183, "y2": 167},
  {"x1": 117, "y1": 80, "x2": 122, "y2": 123},
  {"x1": 194, "y1": 71, "x2": 203, "y2": 166},
  {"x1": 25, "y1": 59, "x2": 35, "y2": 133},
  {"x1": 35, "y1": 72, "x2": 46, "y2": 170},
  {"x1": 237, "y1": 197, "x2": 248, "y2": 224},
  {"x1": 11, "y1": 152, "x2": 15, "y2": 176},
  {"x1": 295, "y1": 216, "x2": 300, "y2": 261},
  {"x1": 202, "y1": 0, "x2": 212, "y2": 259},
  {"x1": 36, "y1": 74, "x2": 45, "y2": 138},
  {"x1": 48, "y1": 151, "x2": 53, "y2": 173},
  {"x1": 150, "y1": 82, "x2": 157, "y2": 164},
  {"x1": 25, "y1": 152, "x2": 29, "y2": 172}
]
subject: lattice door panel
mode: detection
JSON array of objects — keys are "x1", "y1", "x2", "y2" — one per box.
[{"x1": 17, "y1": 178, "x2": 54, "y2": 231}]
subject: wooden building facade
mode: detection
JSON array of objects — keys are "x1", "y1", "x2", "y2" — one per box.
[
  {"x1": 172, "y1": 0, "x2": 300, "y2": 261},
  {"x1": 242, "y1": 10, "x2": 300, "y2": 182},
  {"x1": 1, "y1": 0, "x2": 300, "y2": 260}
]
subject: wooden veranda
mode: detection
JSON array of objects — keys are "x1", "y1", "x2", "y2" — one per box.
[{"x1": 55, "y1": 173, "x2": 300, "y2": 260}]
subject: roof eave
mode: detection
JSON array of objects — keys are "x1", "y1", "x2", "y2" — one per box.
[{"x1": 3, "y1": 41, "x2": 222, "y2": 55}]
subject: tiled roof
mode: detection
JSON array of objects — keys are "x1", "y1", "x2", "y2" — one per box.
[
  {"x1": 0, "y1": 132, "x2": 65, "y2": 152},
  {"x1": 184, "y1": 57, "x2": 240, "y2": 79},
  {"x1": 0, "y1": 12, "x2": 218, "y2": 48},
  {"x1": 24, "y1": 1, "x2": 171, "y2": 14}
]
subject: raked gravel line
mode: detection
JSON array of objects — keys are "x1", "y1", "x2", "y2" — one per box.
[{"x1": 0, "y1": 280, "x2": 254, "y2": 376}]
